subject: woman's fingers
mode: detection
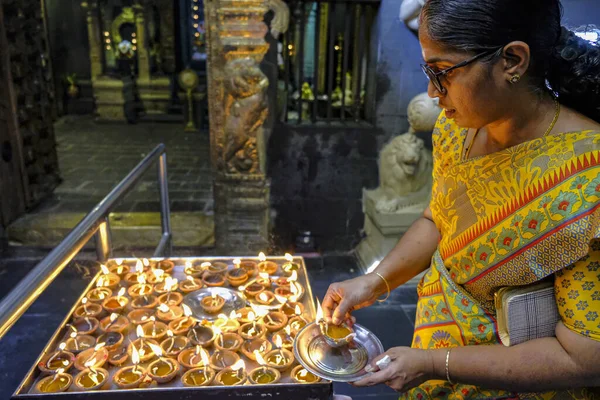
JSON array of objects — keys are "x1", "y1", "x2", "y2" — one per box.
[{"x1": 322, "y1": 286, "x2": 341, "y2": 322}]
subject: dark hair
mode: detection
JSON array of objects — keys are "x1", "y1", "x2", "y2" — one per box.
[{"x1": 421, "y1": 0, "x2": 600, "y2": 123}]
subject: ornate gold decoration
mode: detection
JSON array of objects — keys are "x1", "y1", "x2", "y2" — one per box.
[{"x1": 110, "y1": 7, "x2": 135, "y2": 46}]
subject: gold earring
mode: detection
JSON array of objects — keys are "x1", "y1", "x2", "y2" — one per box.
[{"x1": 509, "y1": 74, "x2": 521, "y2": 84}]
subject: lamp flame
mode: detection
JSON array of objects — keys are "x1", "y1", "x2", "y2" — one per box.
[
  {"x1": 230, "y1": 359, "x2": 245, "y2": 371},
  {"x1": 96, "y1": 276, "x2": 105, "y2": 288},
  {"x1": 182, "y1": 303, "x2": 193, "y2": 317},
  {"x1": 233, "y1": 258, "x2": 241, "y2": 267},
  {"x1": 136, "y1": 325, "x2": 144, "y2": 338},
  {"x1": 274, "y1": 334, "x2": 283, "y2": 349},
  {"x1": 153, "y1": 269, "x2": 164, "y2": 281},
  {"x1": 201, "y1": 348, "x2": 209, "y2": 365},
  {"x1": 115, "y1": 258, "x2": 123, "y2": 265},
  {"x1": 94, "y1": 342, "x2": 106, "y2": 351},
  {"x1": 110, "y1": 313, "x2": 118, "y2": 322},
  {"x1": 258, "y1": 252, "x2": 266, "y2": 262},
  {"x1": 295, "y1": 305, "x2": 302, "y2": 316},
  {"x1": 228, "y1": 310, "x2": 237, "y2": 320},
  {"x1": 58, "y1": 342, "x2": 66, "y2": 351},
  {"x1": 316, "y1": 299, "x2": 323, "y2": 322},
  {"x1": 82, "y1": 297, "x2": 88, "y2": 305},
  {"x1": 259, "y1": 272, "x2": 269, "y2": 280},
  {"x1": 186, "y1": 275, "x2": 195, "y2": 283},
  {"x1": 254, "y1": 350, "x2": 267, "y2": 366},
  {"x1": 289, "y1": 270, "x2": 298, "y2": 282},
  {"x1": 135, "y1": 259, "x2": 143, "y2": 273},
  {"x1": 84, "y1": 357, "x2": 97, "y2": 369},
  {"x1": 158, "y1": 303, "x2": 170, "y2": 313},
  {"x1": 200, "y1": 262, "x2": 211, "y2": 269},
  {"x1": 137, "y1": 274, "x2": 146, "y2": 285},
  {"x1": 258, "y1": 292, "x2": 269, "y2": 302},
  {"x1": 131, "y1": 345, "x2": 140, "y2": 365},
  {"x1": 284, "y1": 325, "x2": 292, "y2": 336},
  {"x1": 247, "y1": 311, "x2": 256, "y2": 321},
  {"x1": 142, "y1": 258, "x2": 150, "y2": 267},
  {"x1": 147, "y1": 342, "x2": 163, "y2": 358},
  {"x1": 70, "y1": 332, "x2": 77, "y2": 339},
  {"x1": 167, "y1": 329, "x2": 174, "y2": 337},
  {"x1": 117, "y1": 287, "x2": 126, "y2": 297},
  {"x1": 100, "y1": 264, "x2": 109, "y2": 275},
  {"x1": 284, "y1": 253, "x2": 293, "y2": 262}
]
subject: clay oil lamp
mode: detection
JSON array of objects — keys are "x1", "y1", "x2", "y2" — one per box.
[
  {"x1": 131, "y1": 294, "x2": 158, "y2": 309},
  {"x1": 257, "y1": 252, "x2": 278, "y2": 275},
  {"x1": 202, "y1": 273, "x2": 226, "y2": 288},
  {"x1": 256, "y1": 272, "x2": 272, "y2": 288},
  {"x1": 38, "y1": 342, "x2": 75, "y2": 374},
  {"x1": 213, "y1": 311, "x2": 241, "y2": 333},
  {"x1": 146, "y1": 268, "x2": 166, "y2": 285},
  {"x1": 184, "y1": 261, "x2": 208, "y2": 278},
  {"x1": 108, "y1": 260, "x2": 130, "y2": 277},
  {"x1": 181, "y1": 366, "x2": 215, "y2": 387},
  {"x1": 141, "y1": 316, "x2": 168, "y2": 340},
  {"x1": 273, "y1": 276, "x2": 292, "y2": 287},
  {"x1": 256, "y1": 290, "x2": 276, "y2": 306},
  {"x1": 146, "y1": 342, "x2": 180, "y2": 383},
  {"x1": 288, "y1": 316, "x2": 308, "y2": 335},
  {"x1": 274, "y1": 286, "x2": 294, "y2": 300},
  {"x1": 201, "y1": 293, "x2": 226, "y2": 314},
  {"x1": 210, "y1": 349, "x2": 240, "y2": 371},
  {"x1": 272, "y1": 325, "x2": 294, "y2": 350},
  {"x1": 160, "y1": 330, "x2": 189, "y2": 357},
  {"x1": 207, "y1": 261, "x2": 228, "y2": 274},
  {"x1": 187, "y1": 324, "x2": 216, "y2": 347},
  {"x1": 239, "y1": 260, "x2": 258, "y2": 277},
  {"x1": 242, "y1": 282, "x2": 266, "y2": 298},
  {"x1": 107, "y1": 346, "x2": 128, "y2": 366},
  {"x1": 99, "y1": 313, "x2": 129, "y2": 334},
  {"x1": 36, "y1": 368, "x2": 72, "y2": 393},
  {"x1": 129, "y1": 325, "x2": 159, "y2": 362},
  {"x1": 215, "y1": 359, "x2": 247, "y2": 386},
  {"x1": 74, "y1": 343, "x2": 108, "y2": 371},
  {"x1": 248, "y1": 351, "x2": 281, "y2": 385},
  {"x1": 156, "y1": 303, "x2": 183, "y2": 322},
  {"x1": 158, "y1": 290, "x2": 183, "y2": 306},
  {"x1": 96, "y1": 331, "x2": 123, "y2": 351},
  {"x1": 291, "y1": 364, "x2": 321, "y2": 384},
  {"x1": 154, "y1": 276, "x2": 178, "y2": 295},
  {"x1": 102, "y1": 287, "x2": 129, "y2": 314},
  {"x1": 71, "y1": 316, "x2": 99, "y2": 336},
  {"x1": 214, "y1": 327, "x2": 243, "y2": 352},
  {"x1": 281, "y1": 301, "x2": 305, "y2": 318},
  {"x1": 316, "y1": 299, "x2": 355, "y2": 347},
  {"x1": 282, "y1": 253, "x2": 301, "y2": 276},
  {"x1": 179, "y1": 275, "x2": 203, "y2": 293},
  {"x1": 73, "y1": 297, "x2": 103, "y2": 320},
  {"x1": 128, "y1": 274, "x2": 153, "y2": 298},
  {"x1": 178, "y1": 345, "x2": 211, "y2": 369},
  {"x1": 86, "y1": 287, "x2": 112, "y2": 303},
  {"x1": 241, "y1": 337, "x2": 272, "y2": 361},
  {"x1": 226, "y1": 260, "x2": 249, "y2": 287},
  {"x1": 265, "y1": 335, "x2": 295, "y2": 371},
  {"x1": 114, "y1": 346, "x2": 147, "y2": 389},
  {"x1": 262, "y1": 311, "x2": 288, "y2": 332},
  {"x1": 153, "y1": 259, "x2": 175, "y2": 274},
  {"x1": 65, "y1": 332, "x2": 95, "y2": 354},
  {"x1": 74, "y1": 357, "x2": 109, "y2": 391},
  {"x1": 123, "y1": 271, "x2": 145, "y2": 286},
  {"x1": 96, "y1": 265, "x2": 120, "y2": 289},
  {"x1": 128, "y1": 308, "x2": 155, "y2": 325},
  {"x1": 168, "y1": 304, "x2": 196, "y2": 335},
  {"x1": 288, "y1": 279, "x2": 304, "y2": 303},
  {"x1": 235, "y1": 306, "x2": 255, "y2": 323},
  {"x1": 238, "y1": 311, "x2": 268, "y2": 340}
]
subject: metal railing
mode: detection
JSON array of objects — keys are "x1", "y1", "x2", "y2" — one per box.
[{"x1": 0, "y1": 144, "x2": 172, "y2": 340}]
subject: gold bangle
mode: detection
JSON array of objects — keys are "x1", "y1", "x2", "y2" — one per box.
[
  {"x1": 445, "y1": 348, "x2": 454, "y2": 384},
  {"x1": 373, "y1": 272, "x2": 390, "y2": 303}
]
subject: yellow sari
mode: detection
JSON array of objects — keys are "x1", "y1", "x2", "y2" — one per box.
[{"x1": 401, "y1": 112, "x2": 600, "y2": 399}]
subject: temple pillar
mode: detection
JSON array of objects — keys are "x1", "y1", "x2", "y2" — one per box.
[
  {"x1": 81, "y1": 1, "x2": 102, "y2": 79},
  {"x1": 204, "y1": 0, "x2": 289, "y2": 253},
  {"x1": 133, "y1": 4, "x2": 150, "y2": 82}
]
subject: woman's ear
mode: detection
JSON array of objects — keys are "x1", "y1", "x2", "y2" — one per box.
[{"x1": 502, "y1": 41, "x2": 531, "y2": 78}]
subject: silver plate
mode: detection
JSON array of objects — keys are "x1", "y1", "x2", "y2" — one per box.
[
  {"x1": 183, "y1": 287, "x2": 247, "y2": 321},
  {"x1": 293, "y1": 322, "x2": 384, "y2": 382}
]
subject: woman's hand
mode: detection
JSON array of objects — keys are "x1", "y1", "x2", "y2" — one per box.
[
  {"x1": 322, "y1": 274, "x2": 382, "y2": 325},
  {"x1": 352, "y1": 347, "x2": 434, "y2": 392}
]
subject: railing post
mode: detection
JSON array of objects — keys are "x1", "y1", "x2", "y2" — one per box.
[
  {"x1": 95, "y1": 217, "x2": 111, "y2": 262},
  {"x1": 157, "y1": 152, "x2": 172, "y2": 256}
]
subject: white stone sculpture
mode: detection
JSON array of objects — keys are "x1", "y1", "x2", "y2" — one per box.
[{"x1": 399, "y1": 0, "x2": 425, "y2": 32}]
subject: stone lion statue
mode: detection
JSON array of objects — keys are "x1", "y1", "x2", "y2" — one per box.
[
  {"x1": 371, "y1": 92, "x2": 440, "y2": 213},
  {"x1": 222, "y1": 58, "x2": 269, "y2": 173}
]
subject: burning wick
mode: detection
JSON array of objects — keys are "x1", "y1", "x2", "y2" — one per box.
[
  {"x1": 70, "y1": 332, "x2": 79, "y2": 351},
  {"x1": 81, "y1": 297, "x2": 89, "y2": 314},
  {"x1": 47, "y1": 343, "x2": 67, "y2": 366}
]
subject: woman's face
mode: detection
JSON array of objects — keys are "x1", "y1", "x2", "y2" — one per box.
[{"x1": 419, "y1": 25, "x2": 511, "y2": 129}]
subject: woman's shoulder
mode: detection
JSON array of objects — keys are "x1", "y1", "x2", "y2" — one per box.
[
  {"x1": 555, "y1": 105, "x2": 600, "y2": 135},
  {"x1": 432, "y1": 111, "x2": 469, "y2": 168}
]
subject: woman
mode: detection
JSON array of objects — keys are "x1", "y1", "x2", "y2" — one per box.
[{"x1": 323, "y1": 0, "x2": 600, "y2": 398}]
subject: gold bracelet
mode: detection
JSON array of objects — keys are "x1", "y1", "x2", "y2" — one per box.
[
  {"x1": 373, "y1": 272, "x2": 390, "y2": 303},
  {"x1": 445, "y1": 348, "x2": 454, "y2": 384}
]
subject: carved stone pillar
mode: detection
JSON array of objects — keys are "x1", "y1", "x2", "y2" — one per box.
[
  {"x1": 204, "y1": 0, "x2": 288, "y2": 253},
  {"x1": 81, "y1": 1, "x2": 102, "y2": 79},
  {"x1": 133, "y1": 4, "x2": 150, "y2": 82}
]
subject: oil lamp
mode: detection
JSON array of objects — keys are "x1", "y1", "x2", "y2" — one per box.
[
  {"x1": 257, "y1": 252, "x2": 278, "y2": 275},
  {"x1": 213, "y1": 326, "x2": 243, "y2": 352},
  {"x1": 154, "y1": 276, "x2": 178, "y2": 295},
  {"x1": 168, "y1": 304, "x2": 196, "y2": 335},
  {"x1": 108, "y1": 260, "x2": 129, "y2": 277},
  {"x1": 282, "y1": 253, "x2": 300, "y2": 276},
  {"x1": 272, "y1": 325, "x2": 295, "y2": 350},
  {"x1": 74, "y1": 343, "x2": 108, "y2": 370},
  {"x1": 158, "y1": 291, "x2": 183, "y2": 306},
  {"x1": 291, "y1": 364, "x2": 321, "y2": 383},
  {"x1": 215, "y1": 359, "x2": 247, "y2": 386},
  {"x1": 128, "y1": 325, "x2": 159, "y2": 362},
  {"x1": 226, "y1": 261, "x2": 249, "y2": 286},
  {"x1": 209, "y1": 349, "x2": 240, "y2": 371},
  {"x1": 281, "y1": 301, "x2": 305, "y2": 317},
  {"x1": 147, "y1": 268, "x2": 165, "y2": 284},
  {"x1": 146, "y1": 342, "x2": 180, "y2": 383},
  {"x1": 128, "y1": 308, "x2": 155, "y2": 325},
  {"x1": 240, "y1": 337, "x2": 272, "y2": 361},
  {"x1": 74, "y1": 357, "x2": 109, "y2": 391},
  {"x1": 96, "y1": 266, "x2": 120, "y2": 289},
  {"x1": 156, "y1": 302, "x2": 183, "y2": 322},
  {"x1": 153, "y1": 259, "x2": 175, "y2": 274},
  {"x1": 207, "y1": 261, "x2": 228, "y2": 274},
  {"x1": 316, "y1": 299, "x2": 355, "y2": 347},
  {"x1": 65, "y1": 333, "x2": 95, "y2": 354},
  {"x1": 178, "y1": 345, "x2": 210, "y2": 369},
  {"x1": 73, "y1": 297, "x2": 103, "y2": 319},
  {"x1": 184, "y1": 261, "x2": 206, "y2": 278},
  {"x1": 248, "y1": 351, "x2": 281, "y2": 384},
  {"x1": 160, "y1": 330, "x2": 189, "y2": 357},
  {"x1": 107, "y1": 346, "x2": 128, "y2": 366},
  {"x1": 238, "y1": 311, "x2": 268, "y2": 340},
  {"x1": 213, "y1": 311, "x2": 240, "y2": 333},
  {"x1": 256, "y1": 290, "x2": 276, "y2": 306},
  {"x1": 96, "y1": 331, "x2": 123, "y2": 351},
  {"x1": 99, "y1": 312, "x2": 129, "y2": 334},
  {"x1": 181, "y1": 366, "x2": 215, "y2": 387},
  {"x1": 36, "y1": 368, "x2": 72, "y2": 393},
  {"x1": 71, "y1": 316, "x2": 99, "y2": 335},
  {"x1": 265, "y1": 335, "x2": 294, "y2": 371},
  {"x1": 201, "y1": 293, "x2": 226, "y2": 314},
  {"x1": 141, "y1": 316, "x2": 168, "y2": 340},
  {"x1": 187, "y1": 324, "x2": 216, "y2": 346},
  {"x1": 130, "y1": 294, "x2": 158, "y2": 309},
  {"x1": 128, "y1": 273, "x2": 153, "y2": 297},
  {"x1": 239, "y1": 260, "x2": 258, "y2": 277},
  {"x1": 102, "y1": 287, "x2": 129, "y2": 313},
  {"x1": 86, "y1": 287, "x2": 112, "y2": 303},
  {"x1": 261, "y1": 311, "x2": 288, "y2": 332},
  {"x1": 38, "y1": 342, "x2": 75, "y2": 374},
  {"x1": 202, "y1": 273, "x2": 226, "y2": 287},
  {"x1": 113, "y1": 345, "x2": 147, "y2": 389},
  {"x1": 243, "y1": 282, "x2": 266, "y2": 298},
  {"x1": 179, "y1": 275, "x2": 203, "y2": 293}
]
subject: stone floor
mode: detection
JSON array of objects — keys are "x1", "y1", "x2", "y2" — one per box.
[{"x1": 0, "y1": 248, "x2": 418, "y2": 400}]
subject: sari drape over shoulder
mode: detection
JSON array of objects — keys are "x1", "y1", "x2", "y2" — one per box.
[{"x1": 401, "y1": 112, "x2": 600, "y2": 400}]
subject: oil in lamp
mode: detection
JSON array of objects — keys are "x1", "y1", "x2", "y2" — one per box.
[
  {"x1": 316, "y1": 299, "x2": 355, "y2": 347},
  {"x1": 226, "y1": 259, "x2": 249, "y2": 286},
  {"x1": 248, "y1": 351, "x2": 281, "y2": 384},
  {"x1": 241, "y1": 337, "x2": 272, "y2": 361},
  {"x1": 65, "y1": 332, "x2": 95, "y2": 354},
  {"x1": 291, "y1": 364, "x2": 321, "y2": 383},
  {"x1": 213, "y1": 326, "x2": 243, "y2": 352},
  {"x1": 96, "y1": 331, "x2": 123, "y2": 351},
  {"x1": 265, "y1": 335, "x2": 294, "y2": 371},
  {"x1": 36, "y1": 368, "x2": 72, "y2": 393},
  {"x1": 181, "y1": 366, "x2": 215, "y2": 387},
  {"x1": 209, "y1": 349, "x2": 240, "y2": 371},
  {"x1": 213, "y1": 311, "x2": 240, "y2": 333},
  {"x1": 72, "y1": 316, "x2": 99, "y2": 335},
  {"x1": 99, "y1": 312, "x2": 129, "y2": 334},
  {"x1": 108, "y1": 259, "x2": 129, "y2": 277},
  {"x1": 168, "y1": 304, "x2": 196, "y2": 335},
  {"x1": 238, "y1": 311, "x2": 268, "y2": 340},
  {"x1": 113, "y1": 345, "x2": 147, "y2": 389},
  {"x1": 256, "y1": 290, "x2": 276, "y2": 306},
  {"x1": 179, "y1": 275, "x2": 203, "y2": 293},
  {"x1": 262, "y1": 311, "x2": 288, "y2": 332},
  {"x1": 128, "y1": 308, "x2": 154, "y2": 325},
  {"x1": 202, "y1": 272, "x2": 226, "y2": 287},
  {"x1": 141, "y1": 316, "x2": 168, "y2": 340},
  {"x1": 201, "y1": 293, "x2": 226, "y2": 314},
  {"x1": 74, "y1": 343, "x2": 108, "y2": 370},
  {"x1": 178, "y1": 345, "x2": 210, "y2": 369},
  {"x1": 38, "y1": 342, "x2": 75, "y2": 374},
  {"x1": 156, "y1": 303, "x2": 183, "y2": 322},
  {"x1": 160, "y1": 329, "x2": 189, "y2": 357},
  {"x1": 102, "y1": 287, "x2": 129, "y2": 313},
  {"x1": 184, "y1": 261, "x2": 207, "y2": 278},
  {"x1": 207, "y1": 261, "x2": 228, "y2": 274},
  {"x1": 86, "y1": 287, "x2": 112, "y2": 303},
  {"x1": 282, "y1": 253, "x2": 300, "y2": 276},
  {"x1": 239, "y1": 260, "x2": 258, "y2": 277},
  {"x1": 73, "y1": 297, "x2": 103, "y2": 319},
  {"x1": 107, "y1": 346, "x2": 128, "y2": 366},
  {"x1": 187, "y1": 324, "x2": 215, "y2": 347},
  {"x1": 215, "y1": 359, "x2": 247, "y2": 386},
  {"x1": 130, "y1": 294, "x2": 158, "y2": 309},
  {"x1": 158, "y1": 291, "x2": 183, "y2": 306},
  {"x1": 257, "y1": 252, "x2": 278, "y2": 275},
  {"x1": 146, "y1": 342, "x2": 180, "y2": 383},
  {"x1": 74, "y1": 357, "x2": 109, "y2": 391}
]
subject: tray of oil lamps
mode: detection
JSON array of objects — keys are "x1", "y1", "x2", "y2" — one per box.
[
  {"x1": 12, "y1": 256, "x2": 332, "y2": 400},
  {"x1": 294, "y1": 322, "x2": 384, "y2": 383}
]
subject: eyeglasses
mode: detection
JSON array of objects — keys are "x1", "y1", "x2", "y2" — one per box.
[{"x1": 421, "y1": 47, "x2": 504, "y2": 94}]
